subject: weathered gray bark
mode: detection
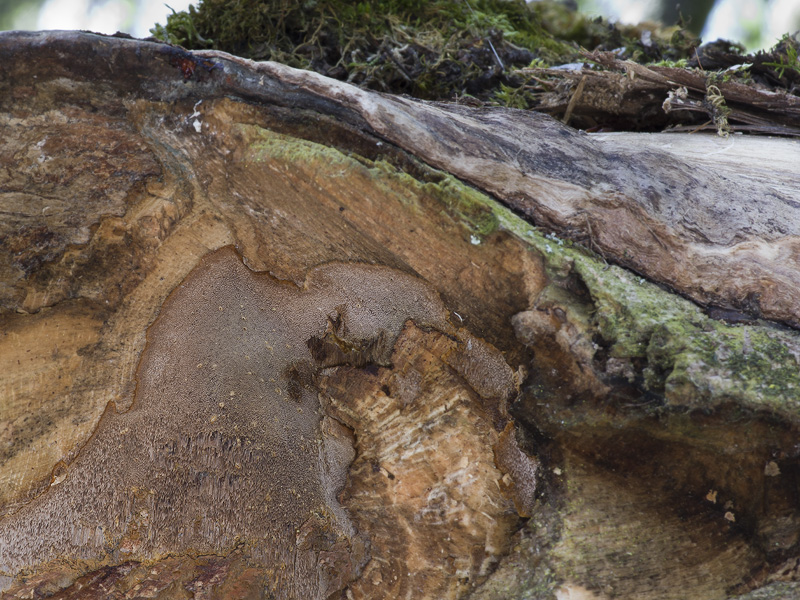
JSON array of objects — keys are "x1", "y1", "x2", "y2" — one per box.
[{"x1": 2, "y1": 30, "x2": 800, "y2": 600}]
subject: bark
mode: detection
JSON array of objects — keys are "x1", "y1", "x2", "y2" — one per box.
[{"x1": 1, "y1": 30, "x2": 800, "y2": 600}]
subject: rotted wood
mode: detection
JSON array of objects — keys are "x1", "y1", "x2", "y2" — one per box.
[
  {"x1": 2, "y1": 30, "x2": 800, "y2": 600},
  {"x1": 199, "y1": 46, "x2": 800, "y2": 328}
]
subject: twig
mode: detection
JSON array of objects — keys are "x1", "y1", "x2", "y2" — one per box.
[
  {"x1": 461, "y1": 0, "x2": 505, "y2": 71},
  {"x1": 563, "y1": 74, "x2": 587, "y2": 125},
  {"x1": 694, "y1": 47, "x2": 705, "y2": 73},
  {"x1": 687, "y1": 119, "x2": 713, "y2": 134}
]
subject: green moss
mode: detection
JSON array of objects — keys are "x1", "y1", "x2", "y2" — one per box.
[
  {"x1": 149, "y1": 0, "x2": 800, "y2": 129},
  {"x1": 149, "y1": 0, "x2": 703, "y2": 109},
  {"x1": 761, "y1": 33, "x2": 800, "y2": 78},
  {"x1": 152, "y1": 0, "x2": 576, "y2": 103},
  {"x1": 648, "y1": 58, "x2": 690, "y2": 68},
  {"x1": 246, "y1": 125, "x2": 356, "y2": 169},
  {"x1": 488, "y1": 183, "x2": 800, "y2": 415}
]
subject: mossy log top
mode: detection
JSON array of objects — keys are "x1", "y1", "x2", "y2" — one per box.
[
  {"x1": 2, "y1": 30, "x2": 800, "y2": 600},
  {"x1": 152, "y1": 0, "x2": 800, "y2": 134}
]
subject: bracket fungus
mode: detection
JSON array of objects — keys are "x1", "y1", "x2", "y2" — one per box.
[{"x1": 0, "y1": 247, "x2": 533, "y2": 598}]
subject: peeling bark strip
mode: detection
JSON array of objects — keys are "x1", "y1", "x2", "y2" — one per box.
[{"x1": 214, "y1": 55, "x2": 800, "y2": 328}]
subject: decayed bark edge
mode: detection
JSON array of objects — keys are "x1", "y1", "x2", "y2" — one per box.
[{"x1": 2, "y1": 30, "x2": 799, "y2": 327}]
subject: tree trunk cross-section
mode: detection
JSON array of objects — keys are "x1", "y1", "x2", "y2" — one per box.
[{"x1": 2, "y1": 30, "x2": 800, "y2": 600}]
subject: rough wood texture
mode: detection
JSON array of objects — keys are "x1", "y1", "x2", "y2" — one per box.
[{"x1": 2, "y1": 30, "x2": 800, "y2": 600}]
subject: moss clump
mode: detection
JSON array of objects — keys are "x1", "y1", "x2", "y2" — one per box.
[
  {"x1": 757, "y1": 32, "x2": 800, "y2": 87},
  {"x1": 151, "y1": 0, "x2": 702, "y2": 106},
  {"x1": 151, "y1": 0, "x2": 570, "y2": 101}
]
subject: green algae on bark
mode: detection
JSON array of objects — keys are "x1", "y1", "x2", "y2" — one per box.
[
  {"x1": 243, "y1": 124, "x2": 500, "y2": 243},
  {"x1": 510, "y1": 219, "x2": 800, "y2": 416},
  {"x1": 514, "y1": 226, "x2": 800, "y2": 413}
]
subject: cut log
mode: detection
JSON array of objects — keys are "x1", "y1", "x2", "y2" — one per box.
[{"x1": 1, "y1": 30, "x2": 800, "y2": 600}]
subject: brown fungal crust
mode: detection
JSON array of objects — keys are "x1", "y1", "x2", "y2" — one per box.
[{"x1": 0, "y1": 246, "x2": 472, "y2": 598}]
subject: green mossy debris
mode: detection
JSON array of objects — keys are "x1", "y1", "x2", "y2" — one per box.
[
  {"x1": 505, "y1": 210, "x2": 800, "y2": 415},
  {"x1": 151, "y1": 1, "x2": 800, "y2": 134},
  {"x1": 243, "y1": 123, "x2": 800, "y2": 418},
  {"x1": 150, "y1": 0, "x2": 697, "y2": 105}
]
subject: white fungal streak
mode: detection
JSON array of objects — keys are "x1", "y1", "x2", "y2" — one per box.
[{"x1": 190, "y1": 100, "x2": 203, "y2": 133}]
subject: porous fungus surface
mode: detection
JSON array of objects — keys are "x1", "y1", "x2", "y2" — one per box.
[{"x1": 0, "y1": 246, "x2": 452, "y2": 599}]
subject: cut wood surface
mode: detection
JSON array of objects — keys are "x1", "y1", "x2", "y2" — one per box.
[{"x1": 2, "y1": 30, "x2": 800, "y2": 600}]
